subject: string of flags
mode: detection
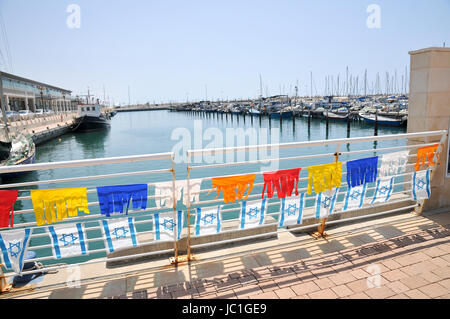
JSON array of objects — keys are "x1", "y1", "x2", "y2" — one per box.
[{"x1": 0, "y1": 147, "x2": 441, "y2": 274}]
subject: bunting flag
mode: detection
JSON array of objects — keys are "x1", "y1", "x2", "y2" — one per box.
[
  {"x1": 346, "y1": 157, "x2": 378, "y2": 188},
  {"x1": 154, "y1": 211, "x2": 183, "y2": 241},
  {"x1": 210, "y1": 174, "x2": 256, "y2": 203},
  {"x1": 262, "y1": 168, "x2": 301, "y2": 199},
  {"x1": 96, "y1": 184, "x2": 148, "y2": 217},
  {"x1": 195, "y1": 206, "x2": 221, "y2": 236},
  {"x1": 47, "y1": 223, "x2": 87, "y2": 259},
  {"x1": 0, "y1": 228, "x2": 31, "y2": 273},
  {"x1": 0, "y1": 190, "x2": 18, "y2": 228},
  {"x1": 239, "y1": 198, "x2": 267, "y2": 229},
  {"x1": 279, "y1": 194, "x2": 305, "y2": 227},
  {"x1": 379, "y1": 150, "x2": 409, "y2": 177},
  {"x1": 307, "y1": 162, "x2": 342, "y2": 195},
  {"x1": 415, "y1": 144, "x2": 440, "y2": 171},
  {"x1": 343, "y1": 184, "x2": 367, "y2": 211},
  {"x1": 154, "y1": 179, "x2": 203, "y2": 209},
  {"x1": 30, "y1": 188, "x2": 90, "y2": 226},
  {"x1": 412, "y1": 169, "x2": 431, "y2": 201},
  {"x1": 315, "y1": 188, "x2": 339, "y2": 219},
  {"x1": 101, "y1": 217, "x2": 138, "y2": 253},
  {"x1": 371, "y1": 177, "x2": 394, "y2": 204}
]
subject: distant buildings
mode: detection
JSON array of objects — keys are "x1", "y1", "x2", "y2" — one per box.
[{"x1": 1, "y1": 71, "x2": 77, "y2": 112}]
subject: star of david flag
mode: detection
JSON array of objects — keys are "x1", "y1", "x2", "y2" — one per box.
[
  {"x1": 154, "y1": 211, "x2": 183, "y2": 241},
  {"x1": 279, "y1": 194, "x2": 305, "y2": 227},
  {"x1": 343, "y1": 184, "x2": 367, "y2": 211},
  {"x1": 315, "y1": 188, "x2": 339, "y2": 219},
  {"x1": 412, "y1": 169, "x2": 431, "y2": 201},
  {"x1": 0, "y1": 228, "x2": 31, "y2": 273},
  {"x1": 101, "y1": 217, "x2": 138, "y2": 253},
  {"x1": 47, "y1": 223, "x2": 87, "y2": 259},
  {"x1": 239, "y1": 198, "x2": 267, "y2": 229},
  {"x1": 371, "y1": 177, "x2": 394, "y2": 204},
  {"x1": 195, "y1": 206, "x2": 221, "y2": 236}
]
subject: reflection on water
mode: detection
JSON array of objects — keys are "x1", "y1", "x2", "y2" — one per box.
[{"x1": 72, "y1": 129, "x2": 110, "y2": 159}]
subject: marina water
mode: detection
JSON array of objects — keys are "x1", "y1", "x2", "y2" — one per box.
[{"x1": 6, "y1": 110, "x2": 407, "y2": 265}]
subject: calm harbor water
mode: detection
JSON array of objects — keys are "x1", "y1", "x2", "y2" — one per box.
[{"x1": 7, "y1": 110, "x2": 407, "y2": 265}]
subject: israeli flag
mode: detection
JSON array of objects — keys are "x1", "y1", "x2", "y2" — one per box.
[
  {"x1": 279, "y1": 194, "x2": 305, "y2": 227},
  {"x1": 343, "y1": 184, "x2": 367, "y2": 211},
  {"x1": 48, "y1": 223, "x2": 87, "y2": 259},
  {"x1": 195, "y1": 206, "x2": 221, "y2": 236},
  {"x1": 371, "y1": 177, "x2": 394, "y2": 204},
  {"x1": 154, "y1": 211, "x2": 183, "y2": 242},
  {"x1": 0, "y1": 228, "x2": 31, "y2": 274},
  {"x1": 240, "y1": 198, "x2": 267, "y2": 229},
  {"x1": 316, "y1": 188, "x2": 339, "y2": 219},
  {"x1": 412, "y1": 169, "x2": 431, "y2": 201},
  {"x1": 101, "y1": 217, "x2": 138, "y2": 253}
]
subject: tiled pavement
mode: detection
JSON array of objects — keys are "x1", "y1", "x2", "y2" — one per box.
[
  {"x1": 117, "y1": 222, "x2": 450, "y2": 299},
  {"x1": 7, "y1": 212, "x2": 450, "y2": 299}
]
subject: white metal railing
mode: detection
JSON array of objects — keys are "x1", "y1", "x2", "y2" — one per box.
[
  {"x1": 184, "y1": 130, "x2": 448, "y2": 260},
  {"x1": 0, "y1": 129, "x2": 448, "y2": 283},
  {"x1": 0, "y1": 151, "x2": 179, "y2": 278}
]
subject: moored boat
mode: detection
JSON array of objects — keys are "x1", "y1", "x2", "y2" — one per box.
[
  {"x1": 0, "y1": 133, "x2": 36, "y2": 182},
  {"x1": 323, "y1": 111, "x2": 348, "y2": 121},
  {"x1": 359, "y1": 113, "x2": 404, "y2": 127},
  {"x1": 72, "y1": 103, "x2": 111, "y2": 133}
]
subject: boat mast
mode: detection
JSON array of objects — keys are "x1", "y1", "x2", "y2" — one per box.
[{"x1": 0, "y1": 71, "x2": 10, "y2": 141}]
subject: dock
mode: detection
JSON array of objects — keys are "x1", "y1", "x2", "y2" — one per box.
[{"x1": 0, "y1": 113, "x2": 76, "y2": 145}]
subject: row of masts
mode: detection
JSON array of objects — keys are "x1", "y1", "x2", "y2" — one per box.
[{"x1": 255, "y1": 66, "x2": 410, "y2": 100}]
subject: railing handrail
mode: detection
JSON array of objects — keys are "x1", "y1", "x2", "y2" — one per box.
[
  {"x1": 0, "y1": 151, "x2": 175, "y2": 174},
  {"x1": 187, "y1": 130, "x2": 447, "y2": 156}
]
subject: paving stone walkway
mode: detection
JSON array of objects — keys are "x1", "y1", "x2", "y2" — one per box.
[
  {"x1": 118, "y1": 221, "x2": 450, "y2": 299},
  {"x1": 8, "y1": 212, "x2": 450, "y2": 300}
]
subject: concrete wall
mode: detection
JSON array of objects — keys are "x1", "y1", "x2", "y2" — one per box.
[{"x1": 407, "y1": 47, "x2": 450, "y2": 211}]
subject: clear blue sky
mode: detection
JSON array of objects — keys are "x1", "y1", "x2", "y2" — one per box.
[{"x1": 0, "y1": 0, "x2": 449, "y2": 104}]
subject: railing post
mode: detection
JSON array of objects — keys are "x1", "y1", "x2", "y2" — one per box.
[
  {"x1": 186, "y1": 152, "x2": 193, "y2": 261},
  {"x1": 315, "y1": 144, "x2": 341, "y2": 239},
  {"x1": 0, "y1": 264, "x2": 12, "y2": 293},
  {"x1": 414, "y1": 132, "x2": 448, "y2": 216},
  {"x1": 170, "y1": 153, "x2": 179, "y2": 263}
]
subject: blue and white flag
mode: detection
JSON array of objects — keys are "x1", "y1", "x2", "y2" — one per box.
[
  {"x1": 343, "y1": 184, "x2": 367, "y2": 211},
  {"x1": 0, "y1": 228, "x2": 31, "y2": 273},
  {"x1": 371, "y1": 177, "x2": 394, "y2": 204},
  {"x1": 195, "y1": 206, "x2": 221, "y2": 236},
  {"x1": 101, "y1": 217, "x2": 138, "y2": 253},
  {"x1": 316, "y1": 188, "x2": 339, "y2": 219},
  {"x1": 154, "y1": 211, "x2": 183, "y2": 241},
  {"x1": 279, "y1": 194, "x2": 305, "y2": 227},
  {"x1": 239, "y1": 199, "x2": 267, "y2": 229},
  {"x1": 412, "y1": 169, "x2": 431, "y2": 201},
  {"x1": 48, "y1": 223, "x2": 87, "y2": 259}
]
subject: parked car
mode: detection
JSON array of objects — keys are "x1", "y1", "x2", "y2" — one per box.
[
  {"x1": 5, "y1": 111, "x2": 19, "y2": 120},
  {"x1": 44, "y1": 109, "x2": 54, "y2": 114},
  {"x1": 35, "y1": 108, "x2": 44, "y2": 114},
  {"x1": 19, "y1": 110, "x2": 34, "y2": 118}
]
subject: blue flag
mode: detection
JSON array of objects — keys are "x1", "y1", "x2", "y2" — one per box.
[
  {"x1": 154, "y1": 211, "x2": 183, "y2": 241},
  {"x1": 0, "y1": 228, "x2": 31, "y2": 273},
  {"x1": 412, "y1": 169, "x2": 431, "y2": 201},
  {"x1": 343, "y1": 184, "x2": 367, "y2": 211},
  {"x1": 240, "y1": 199, "x2": 267, "y2": 229},
  {"x1": 195, "y1": 206, "x2": 221, "y2": 236},
  {"x1": 97, "y1": 184, "x2": 148, "y2": 217},
  {"x1": 316, "y1": 188, "x2": 339, "y2": 219},
  {"x1": 371, "y1": 177, "x2": 394, "y2": 204},
  {"x1": 101, "y1": 217, "x2": 138, "y2": 253},
  {"x1": 279, "y1": 194, "x2": 305, "y2": 227},
  {"x1": 48, "y1": 223, "x2": 87, "y2": 259}
]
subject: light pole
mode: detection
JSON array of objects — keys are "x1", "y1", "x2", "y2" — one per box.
[{"x1": 0, "y1": 71, "x2": 10, "y2": 141}]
